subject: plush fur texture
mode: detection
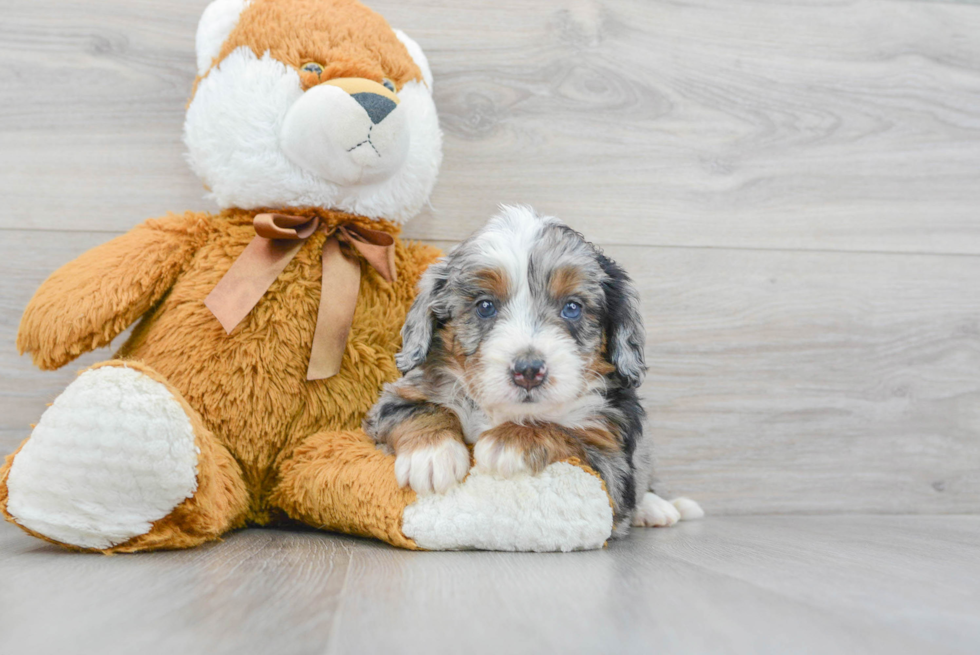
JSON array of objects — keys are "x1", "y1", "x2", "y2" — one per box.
[
  {"x1": 4, "y1": 207, "x2": 441, "y2": 551},
  {"x1": 185, "y1": 0, "x2": 441, "y2": 221},
  {"x1": 0, "y1": 0, "x2": 450, "y2": 553},
  {"x1": 402, "y1": 461, "x2": 613, "y2": 552},
  {"x1": 6, "y1": 364, "x2": 201, "y2": 549}
]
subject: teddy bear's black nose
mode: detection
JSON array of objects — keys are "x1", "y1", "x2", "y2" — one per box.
[{"x1": 351, "y1": 92, "x2": 396, "y2": 124}]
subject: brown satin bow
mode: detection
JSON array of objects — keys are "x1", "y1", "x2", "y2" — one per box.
[{"x1": 205, "y1": 213, "x2": 397, "y2": 380}]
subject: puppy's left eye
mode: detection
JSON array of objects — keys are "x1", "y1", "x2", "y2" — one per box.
[
  {"x1": 382, "y1": 78, "x2": 396, "y2": 92},
  {"x1": 301, "y1": 62, "x2": 323, "y2": 75},
  {"x1": 561, "y1": 301, "x2": 582, "y2": 320},
  {"x1": 476, "y1": 300, "x2": 497, "y2": 319}
]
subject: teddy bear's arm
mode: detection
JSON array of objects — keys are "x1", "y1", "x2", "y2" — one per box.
[{"x1": 17, "y1": 212, "x2": 210, "y2": 370}]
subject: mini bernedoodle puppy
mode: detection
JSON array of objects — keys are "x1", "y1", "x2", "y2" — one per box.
[{"x1": 365, "y1": 205, "x2": 702, "y2": 533}]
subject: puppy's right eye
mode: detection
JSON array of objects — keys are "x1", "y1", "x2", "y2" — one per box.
[
  {"x1": 476, "y1": 300, "x2": 497, "y2": 319},
  {"x1": 301, "y1": 62, "x2": 323, "y2": 75}
]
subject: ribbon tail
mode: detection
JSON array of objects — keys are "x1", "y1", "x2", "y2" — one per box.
[
  {"x1": 307, "y1": 237, "x2": 362, "y2": 380},
  {"x1": 205, "y1": 236, "x2": 305, "y2": 334},
  {"x1": 339, "y1": 224, "x2": 398, "y2": 284}
]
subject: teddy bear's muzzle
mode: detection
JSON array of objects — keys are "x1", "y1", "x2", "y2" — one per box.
[{"x1": 279, "y1": 77, "x2": 410, "y2": 186}]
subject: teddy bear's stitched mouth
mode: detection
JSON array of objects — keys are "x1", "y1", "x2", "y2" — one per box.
[{"x1": 346, "y1": 124, "x2": 381, "y2": 158}]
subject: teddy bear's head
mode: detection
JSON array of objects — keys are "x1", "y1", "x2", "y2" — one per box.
[{"x1": 185, "y1": 0, "x2": 441, "y2": 223}]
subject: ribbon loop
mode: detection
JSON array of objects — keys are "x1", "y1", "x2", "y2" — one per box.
[
  {"x1": 253, "y1": 213, "x2": 320, "y2": 240},
  {"x1": 205, "y1": 213, "x2": 398, "y2": 380}
]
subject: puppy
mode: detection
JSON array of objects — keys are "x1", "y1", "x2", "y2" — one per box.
[{"x1": 365, "y1": 205, "x2": 700, "y2": 532}]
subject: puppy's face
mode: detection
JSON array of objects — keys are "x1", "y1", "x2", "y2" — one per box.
[{"x1": 398, "y1": 206, "x2": 646, "y2": 422}]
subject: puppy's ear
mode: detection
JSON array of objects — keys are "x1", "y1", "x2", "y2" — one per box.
[
  {"x1": 395, "y1": 259, "x2": 449, "y2": 373},
  {"x1": 598, "y1": 254, "x2": 646, "y2": 388}
]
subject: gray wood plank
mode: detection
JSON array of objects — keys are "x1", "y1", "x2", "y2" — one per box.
[
  {"x1": 2, "y1": 516, "x2": 977, "y2": 655},
  {"x1": 2, "y1": 231, "x2": 977, "y2": 515},
  {"x1": 0, "y1": 521, "x2": 352, "y2": 655},
  {"x1": 1, "y1": 0, "x2": 979, "y2": 255},
  {"x1": 326, "y1": 515, "x2": 980, "y2": 655},
  {"x1": 610, "y1": 244, "x2": 980, "y2": 514},
  {"x1": 0, "y1": 230, "x2": 131, "y2": 434},
  {"x1": 655, "y1": 515, "x2": 980, "y2": 651}
]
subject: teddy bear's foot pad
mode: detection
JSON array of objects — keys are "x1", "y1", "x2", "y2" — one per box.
[
  {"x1": 401, "y1": 462, "x2": 614, "y2": 552},
  {"x1": 5, "y1": 365, "x2": 199, "y2": 550}
]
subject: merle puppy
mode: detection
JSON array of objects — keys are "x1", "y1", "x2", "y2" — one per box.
[{"x1": 365, "y1": 205, "x2": 700, "y2": 532}]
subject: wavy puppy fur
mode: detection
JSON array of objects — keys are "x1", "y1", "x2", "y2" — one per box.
[{"x1": 366, "y1": 205, "x2": 653, "y2": 533}]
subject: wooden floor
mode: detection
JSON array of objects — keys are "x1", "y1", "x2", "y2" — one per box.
[
  {"x1": 1, "y1": 0, "x2": 979, "y2": 652},
  {"x1": 1, "y1": 516, "x2": 978, "y2": 655}
]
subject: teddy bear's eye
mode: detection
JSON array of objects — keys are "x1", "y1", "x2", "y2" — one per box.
[
  {"x1": 301, "y1": 62, "x2": 323, "y2": 75},
  {"x1": 382, "y1": 78, "x2": 395, "y2": 92}
]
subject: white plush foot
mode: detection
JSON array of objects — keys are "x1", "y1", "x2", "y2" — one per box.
[
  {"x1": 473, "y1": 437, "x2": 529, "y2": 477},
  {"x1": 394, "y1": 436, "x2": 470, "y2": 495},
  {"x1": 672, "y1": 496, "x2": 705, "y2": 521},
  {"x1": 633, "y1": 492, "x2": 682, "y2": 528},
  {"x1": 5, "y1": 365, "x2": 199, "y2": 550},
  {"x1": 402, "y1": 462, "x2": 613, "y2": 552}
]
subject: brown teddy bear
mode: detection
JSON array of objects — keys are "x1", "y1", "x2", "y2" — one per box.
[{"x1": 0, "y1": 0, "x2": 622, "y2": 553}]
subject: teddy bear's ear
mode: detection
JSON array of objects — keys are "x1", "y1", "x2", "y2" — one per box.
[
  {"x1": 196, "y1": 0, "x2": 250, "y2": 77},
  {"x1": 393, "y1": 29, "x2": 434, "y2": 91}
]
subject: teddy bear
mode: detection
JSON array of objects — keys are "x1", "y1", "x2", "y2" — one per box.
[{"x1": 0, "y1": 0, "x2": 626, "y2": 553}]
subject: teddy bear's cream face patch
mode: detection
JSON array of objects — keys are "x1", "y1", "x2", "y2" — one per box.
[
  {"x1": 279, "y1": 78, "x2": 411, "y2": 186},
  {"x1": 184, "y1": 0, "x2": 441, "y2": 223}
]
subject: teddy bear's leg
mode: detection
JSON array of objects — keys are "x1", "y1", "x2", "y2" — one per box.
[
  {"x1": 271, "y1": 430, "x2": 420, "y2": 549},
  {"x1": 0, "y1": 360, "x2": 250, "y2": 553},
  {"x1": 272, "y1": 430, "x2": 616, "y2": 552}
]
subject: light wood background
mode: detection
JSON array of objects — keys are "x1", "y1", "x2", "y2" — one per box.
[{"x1": 1, "y1": 0, "x2": 979, "y2": 516}]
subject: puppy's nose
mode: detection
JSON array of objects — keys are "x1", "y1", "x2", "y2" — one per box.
[
  {"x1": 512, "y1": 359, "x2": 547, "y2": 390},
  {"x1": 351, "y1": 92, "x2": 397, "y2": 124}
]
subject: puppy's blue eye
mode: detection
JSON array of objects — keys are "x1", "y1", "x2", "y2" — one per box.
[
  {"x1": 476, "y1": 300, "x2": 497, "y2": 319},
  {"x1": 382, "y1": 78, "x2": 396, "y2": 92},
  {"x1": 561, "y1": 301, "x2": 582, "y2": 320}
]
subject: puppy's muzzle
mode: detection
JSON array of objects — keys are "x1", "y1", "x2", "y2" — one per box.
[{"x1": 511, "y1": 357, "x2": 547, "y2": 390}]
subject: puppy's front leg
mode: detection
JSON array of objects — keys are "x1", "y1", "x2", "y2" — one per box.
[
  {"x1": 365, "y1": 377, "x2": 470, "y2": 494},
  {"x1": 474, "y1": 423, "x2": 587, "y2": 477}
]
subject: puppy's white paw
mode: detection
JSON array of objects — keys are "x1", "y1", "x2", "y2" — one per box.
[
  {"x1": 473, "y1": 438, "x2": 530, "y2": 478},
  {"x1": 395, "y1": 437, "x2": 470, "y2": 495},
  {"x1": 672, "y1": 496, "x2": 705, "y2": 520},
  {"x1": 633, "y1": 492, "x2": 682, "y2": 528}
]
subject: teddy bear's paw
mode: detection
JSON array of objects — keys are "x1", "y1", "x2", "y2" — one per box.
[
  {"x1": 5, "y1": 365, "x2": 199, "y2": 550},
  {"x1": 401, "y1": 461, "x2": 614, "y2": 552},
  {"x1": 394, "y1": 436, "x2": 470, "y2": 495},
  {"x1": 633, "y1": 492, "x2": 683, "y2": 528}
]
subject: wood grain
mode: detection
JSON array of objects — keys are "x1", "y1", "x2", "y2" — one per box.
[
  {"x1": 329, "y1": 516, "x2": 980, "y2": 654},
  {"x1": 4, "y1": 516, "x2": 976, "y2": 654},
  {"x1": 612, "y1": 244, "x2": 980, "y2": 514},
  {"x1": 1, "y1": 0, "x2": 979, "y2": 254},
  {"x1": 0, "y1": 522, "x2": 352, "y2": 655},
  {"x1": 2, "y1": 232, "x2": 977, "y2": 515}
]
